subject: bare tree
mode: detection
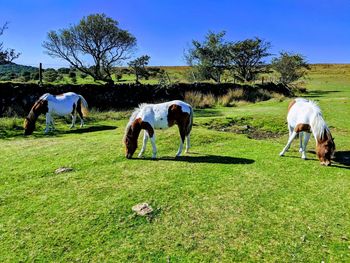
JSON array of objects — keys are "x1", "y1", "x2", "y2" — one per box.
[
  {"x1": 43, "y1": 14, "x2": 136, "y2": 83},
  {"x1": 0, "y1": 22, "x2": 20, "y2": 64}
]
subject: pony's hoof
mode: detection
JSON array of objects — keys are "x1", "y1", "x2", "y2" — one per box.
[
  {"x1": 299, "y1": 148, "x2": 303, "y2": 153},
  {"x1": 279, "y1": 152, "x2": 284, "y2": 156}
]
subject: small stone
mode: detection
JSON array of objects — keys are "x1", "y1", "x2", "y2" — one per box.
[
  {"x1": 55, "y1": 167, "x2": 73, "y2": 174},
  {"x1": 301, "y1": 234, "x2": 307, "y2": 242},
  {"x1": 132, "y1": 203, "x2": 153, "y2": 216}
]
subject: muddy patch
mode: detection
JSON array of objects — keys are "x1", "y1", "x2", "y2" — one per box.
[{"x1": 202, "y1": 117, "x2": 285, "y2": 140}]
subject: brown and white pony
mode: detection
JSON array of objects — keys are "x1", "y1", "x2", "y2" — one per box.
[
  {"x1": 279, "y1": 98, "x2": 335, "y2": 166},
  {"x1": 24, "y1": 92, "x2": 88, "y2": 135},
  {"x1": 124, "y1": 100, "x2": 193, "y2": 159}
]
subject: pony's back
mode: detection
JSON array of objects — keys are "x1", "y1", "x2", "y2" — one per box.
[
  {"x1": 288, "y1": 99, "x2": 329, "y2": 140},
  {"x1": 287, "y1": 99, "x2": 320, "y2": 127}
]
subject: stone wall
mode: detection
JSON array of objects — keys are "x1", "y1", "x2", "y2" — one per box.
[{"x1": 0, "y1": 82, "x2": 292, "y2": 116}]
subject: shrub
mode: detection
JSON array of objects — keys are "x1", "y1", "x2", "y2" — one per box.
[
  {"x1": 80, "y1": 72, "x2": 88, "y2": 79},
  {"x1": 69, "y1": 71, "x2": 77, "y2": 83},
  {"x1": 21, "y1": 71, "x2": 31, "y2": 82},
  {"x1": 57, "y1": 67, "x2": 70, "y2": 74},
  {"x1": 184, "y1": 91, "x2": 216, "y2": 108},
  {"x1": 31, "y1": 72, "x2": 39, "y2": 80},
  {"x1": 43, "y1": 69, "x2": 58, "y2": 82},
  {"x1": 218, "y1": 89, "x2": 244, "y2": 106}
]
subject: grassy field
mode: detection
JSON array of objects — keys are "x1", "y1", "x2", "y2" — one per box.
[{"x1": 0, "y1": 65, "x2": 349, "y2": 262}]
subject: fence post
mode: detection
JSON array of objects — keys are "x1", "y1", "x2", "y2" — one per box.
[{"x1": 38, "y1": 63, "x2": 43, "y2": 85}]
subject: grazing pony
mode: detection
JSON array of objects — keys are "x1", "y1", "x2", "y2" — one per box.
[
  {"x1": 24, "y1": 92, "x2": 88, "y2": 135},
  {"x1": 124, "y1": 100, "x2": 193, "y2": 159},
  {"x1": 279, "y1": 98, "x2": 335, "y2": 166}
]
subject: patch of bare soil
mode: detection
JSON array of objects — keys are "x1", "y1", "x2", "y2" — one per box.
[{"x1": 202, "y1": 118, "x2": 284, "y2": 140}]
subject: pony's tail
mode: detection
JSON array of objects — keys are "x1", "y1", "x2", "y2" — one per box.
[
  {"x1": 79, "y1": 95, "x2": 89, "y2": 117},
  {"x1": 186, "y1": 105, "x2": 193, "y2": 136}
]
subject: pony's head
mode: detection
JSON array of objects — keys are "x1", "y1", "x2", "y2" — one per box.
[
  {"x1": 316, "y1": 131, "x2": 336, "y2": 166},
  {"x1": 23, "y1": 99, "x2": 48, "y2": 135},
  {"x1": 124, "y1": 118, "x2": 142, "y2": 159},
  {"x1": 24, "y1": 116, "x2": 36, "y2": 135}
]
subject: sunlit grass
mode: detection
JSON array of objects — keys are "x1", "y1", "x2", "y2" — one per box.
[{"x1": 0, "y1": 65, "x2": 349, "y2": 261}]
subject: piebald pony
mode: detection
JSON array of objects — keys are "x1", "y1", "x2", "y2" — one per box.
[
  {"x1": 24, "y1": 92, "x2": 88, "y2": 135},
  {"x1": 279, "y1": 98, "x2": 335, "y2": 166},
  {"x1": 124, "y1": 100, "x2": 193, "y2": 159}
]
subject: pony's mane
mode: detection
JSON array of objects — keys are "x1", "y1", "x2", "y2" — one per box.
[
  {"x1": 126, "y1": 103, "x2": 152, "y2": 127},
  {"x1": 39, "y1": 93, "x2": 50, "y2": 100},
  {"x1": 123, "y1": 103, "x2": 149, "y2": 141},
  {"x1": 308, "y1": 100, "x2": 330, "y2": 140}
]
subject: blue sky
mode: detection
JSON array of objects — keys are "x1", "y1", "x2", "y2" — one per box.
[{"x1": 1, "y1": 0, "x2": 350, "y2": 67}]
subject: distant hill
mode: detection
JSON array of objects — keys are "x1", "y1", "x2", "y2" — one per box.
[{"x1": 0, "y1": 63, "x2": 38, "y2": 74}]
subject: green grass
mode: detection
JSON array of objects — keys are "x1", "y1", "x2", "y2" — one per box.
[{"x1": 0, "y1": 65, "x2": 350, "y2": 262}]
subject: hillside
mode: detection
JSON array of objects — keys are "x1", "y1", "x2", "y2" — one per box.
[{"x1": 0, "y1": 63, "x2": 38, "y2": 74}]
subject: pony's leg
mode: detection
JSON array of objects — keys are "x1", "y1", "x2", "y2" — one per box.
[
  {"x1": 284, "y1": 125, "x2": 294, "y2": 152},
  {"x1": 301, "y1": 132, "x2": 311, "y2": 159},
  {"x1": 50, "y1": 116, "x2": 55, "y2": 130},
  {"x1": 138, "y1": 131, "x2": 149, "y2": 158},
  {"x1": 149, "y1": 135, "x2": 157, "y2": 159},
  {"x1": 79, "y1": 116, "x2": 84, "y2": 128},
  {"x1": 176, "y1": 126, "x2": 186, "y2": 157},
  {"x1": 185, "y1": 134, "x2": 190, "y2": 153},
  {"x1": 70, "y1": 113, "x2": 77, "y2": 128},
  {"x1": 299, "y1": 132, "x2": 304, "y2": 153},
  {"x1": 77, "y1": 108, "x2": 84, "y2": 127},
  {"x1": 279, "y1": 131, "x2": 298, "y2": 156},
  {"x1": 176, "y1": 138, "x2": 184, "y2": 157},
  {"x1": 45, "y1": 113, "x2": 50, "y2": 133}
]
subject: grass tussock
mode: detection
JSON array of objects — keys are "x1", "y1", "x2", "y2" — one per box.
[
  {"x1": 184, "y1": 91, "x2": 216, "y2": 108},
  {"x1": 187, "y1": 88, "x2": 286, "y2": 108},
  {"x1": 217, "y1": 89, "x2": 245, "y2": 107}
]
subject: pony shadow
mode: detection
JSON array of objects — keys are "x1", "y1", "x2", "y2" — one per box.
[
  {"x1": 20, "y1": 125, "x2": 117, "y2": 139},
  {"x1": 62, "y1": 125, "x2": 117, "y2": 134},
  {"x1": 281, "y1": 150, "x2": 350, "y2": 170},
  {"x1": 334, "y1": 151, "x2": 350, "y2": 167},
  {"x1": 309, "y1": 150, "x2": 350, "y2": 168},
  {"x1": 138, "y1": 154, "x2": 255, "y2": 164}
]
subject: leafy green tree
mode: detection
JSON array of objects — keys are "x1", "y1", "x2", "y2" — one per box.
[
  {"x1": 80, "y1": 72, "x2": 88, "y2": 79},
  {"x1": 43, "y1": 14, "x2": 137, "y2": 83},
  {"x1": 57, "y1": 67, "x2": 70, "y2": 74},
  {"x1": 185, "y1": 31, "x2": 232, "y2": 83},
  {"x1": 0, "y1": 22, "x2": 20, "y2": 64},
  {"x1": 114, "y1": 69, "x2": 123, "y2": 82},
  {"x1": 31, "y1": 72, "x2": 39, "y2": 80},
  {"x1": 230, "y1": 37, "x2": 271, "y2": 82},
  {"x1": 21, "y1": 71, "x2": 31, "y2": 82},
  {"x1": 271, "y1": 52, "x2": 310, "y2": 85},
  {"x1": 128, "y1": 55, "x2": 150, "y2": 83},
  {"x1": 69, "y1": 70, "x2": 77, "y2": 83},
  {"x1": 43, "y1": 69, "x2": 58, "y2": 82}
]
